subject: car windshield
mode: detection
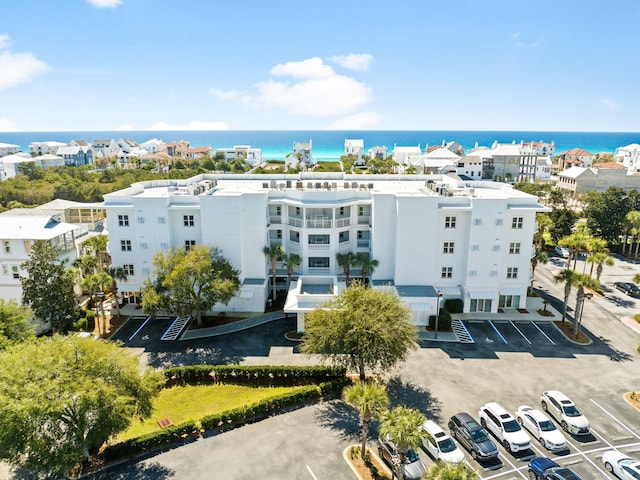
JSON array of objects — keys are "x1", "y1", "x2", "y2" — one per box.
[
  {"x1": 539, "y1": 420, "x2": 556, "y2": 431},
  {"x1": 470, "y1": 428, "x2": 489, "y2": 442},
  {"x1": 438, "y1": 438, "x2": 457, "y2": 453},
  {"x1": 562, "y1": 405, "x2": 581, "y2": 417},
  {"x1": 405, "y1": 450, "x2": 419, "y2": 463},
  {"x1": 503, "y1": 419, "x2": 520, "y2": 432}
]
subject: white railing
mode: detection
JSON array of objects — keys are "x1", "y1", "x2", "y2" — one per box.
[
  {"x1": 335, "y1": 218, "x2": 351, "y2": 228},
  {"x1": 288, "y1": 218, "x2": 303, "y2": 227},
  {"x1": 308, "y1": 244, "x2": 330, "y2": 250},
  {"x1": 306, "y1": 218, "x2": 332, "y2": 228},
  {"x1": 358, "y1": 216, "x2": 370, "y2": 225}
]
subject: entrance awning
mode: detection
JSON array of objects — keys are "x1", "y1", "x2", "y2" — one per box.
[
  {"x1": 499, "y1": 287, "x2": 524, "y2": 296},
  {"x1": 468, "y1": 290, "x2": 498, "y2": 300},
  {"x1": 437, "y1": 286, "x2": 461, "y2": 296}
]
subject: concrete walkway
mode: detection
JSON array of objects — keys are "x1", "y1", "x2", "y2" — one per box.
[{"x1": 180, "y1": 311, "x2": 288, "y2": 340}]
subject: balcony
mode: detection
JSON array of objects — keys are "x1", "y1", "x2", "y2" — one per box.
[
  {"x1": 269, "y1": 216, "x2": 282, "y2": 225},
  {"x1": 357, "y1": 240, "x2": 370, "y2": 248},
  {"x1": 269, "y1": 238, "x2": 282, "y2": 247},
  {"x1": 308, "y1": 243, "x2": 330, "y2": 250},
  {"x1": 357, "y1": 216, "x2": 370, "y2": 225},
  {"x1": 335, "y1": 217, "x2": 351, "y2": 228},
  {"x1": 288, "y1": 217, "x2": 303, "y2": 228},
  {"x1": 306, "y1": 218, "x2": 332, "y2": 228}
]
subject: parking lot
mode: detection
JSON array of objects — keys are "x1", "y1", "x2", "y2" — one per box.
[
  {"x1": 463, "y1": 320, "x2": 564, "y2": 348},
  {"x1": 417, "y1": 392, "x2": 640, "y2": 480}
]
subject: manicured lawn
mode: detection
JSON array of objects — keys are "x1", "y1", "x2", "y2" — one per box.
[{"x1": 118, "y1": 383, "x2": 307, "y2": 440}]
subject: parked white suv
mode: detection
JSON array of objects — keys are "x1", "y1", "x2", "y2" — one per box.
[
  {"x1": 540, "y1": 390, "x2": 590, "y2": 435},
  {"x1": 421, "y1": 419, "x2": 465, "y2": 464},
  {"x1": 479, "y1": 402, "x2": 531, "y2": 453}
]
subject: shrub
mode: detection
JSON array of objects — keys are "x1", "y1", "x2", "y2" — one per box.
[
  {"x1": 444, "y1": 298, "x2": 463, "y2": 314},
  {"x1": 428, "y1": 309, "x2": 452, "y2": 331},
  {"x1": 85, "y1": 310, "x2": 95, "y2": 331},
  {"x1": 72, "y1": 316, "x2": 88, "y2": 332}
]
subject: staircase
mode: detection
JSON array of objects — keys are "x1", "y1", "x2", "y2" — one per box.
[
  {"x1": 161, "y1": 316, "x2": 191, "y2": 341},
  {"x1": 452, "y1": 319, "x2": 475, "y2": 344}
]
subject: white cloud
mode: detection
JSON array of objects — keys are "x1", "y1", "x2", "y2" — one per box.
[
  {"x1": 86, "y1": 0, "x2": 122, "y2": 7},
  {"x1": 117, "y1": 124, "x2": 136, "y2": 131},
  {"x1": 242, "y1": 57, "x2": 372, "y2": 117},
  {"x1": 329, "y1": 54, "x2": 373, "y2": 72},
  {"x1": 146, "y1": 120, "x2": 230, "y2": 131},
  {"x1": 0, "y1": 118, "x2": 18, "y2": 132},
  {"x1": 0, "y1": 34, "x2": 48, "y2": 90},
  {"x1": 326, "y1": 112, "x2": 383, "y2": 130},
  {"x1": 209, "y1": 87, "x2": 242, "y2": 100},
  {"x1": 271, "y1": 57, "x2": 334, "y2": 80},
  {"x1": 601, "y1": 98, "x2": 620, "y2": 110}
]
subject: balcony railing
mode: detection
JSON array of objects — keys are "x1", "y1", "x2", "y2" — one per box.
[
  {"x1": 308, "y1": 243, "x2": 330, "y2": 250},
  {"x1": 335, "y1": 218, "x2": 351, "y2": 228},
  {"x1": 358, "y1": 216, "x2": 370, "y2": 225},
  {"x1": 306, "y1": 218, "x2": 332, "y2": 228},
  {"x1": 269, "y1": 216, "x2": 282, "y2": 225},
  {"x1": 288, "y1": 218, "x2": 303, "y2": 227},
  {"x1": 269, "y1": 239, "x2": 282, "y2": 247},
  {"x1": 357, "y1": 240, "x2": 370, "y2": 248}
]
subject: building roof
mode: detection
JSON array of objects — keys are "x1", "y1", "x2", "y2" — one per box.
[
  {"x1": 594, "y1": 162, "x2": 626, "y2": 169},
  {"x1": 0, "y1": 154, "x2": 35, "y2": 164},
  {"x1": 56, "y1": 146, "x2": 83, "y2": 155},
  {"x1": 345, "y1": 139, "x2": 364, "y2": 148},
  {"x1": 560, "y1": 148, "x2": 594, "y2": 157},
  {"x1": 73, "y1": 139, "x2": 89, "y2": 146},
  {"x1": 0, "y1": 215, "x2": 80, "y2": 240},
  {"x1": 425, "y1": 148, "x2": 460, "y2": 160},
  {"x1": 0, "y1": 142, "x2": 19, "y2": 148},
  {"x1": 558, "y1": 166, "x2": 588, "y2": 178}
]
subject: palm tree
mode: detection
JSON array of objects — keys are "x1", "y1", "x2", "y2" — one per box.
[
  {"x1": 530, "y1": 249, "x2": 548, "y2": 295},
  {"x1": 534, "y1": 213, "x2": 552, "y2": 250},
  {"x1": 423, "y1": 462, "x2": 477, "y2": 480},
  {"x1": 336, "y1": 252, "x2": 358, "y2": 283},
  {"x1": 626, "y1": 211, "x2": 640, "y2": 258},
  {"x1": 379, "y1": 406, "x2": 426, "y2": 480},
  {"x1": 105, "y1": 266, "x2": 127, "y2": 318},
  {"x1": 559, "y1": 232, "x2": 589, "y2": 270},
  {"x1": 282, "y1": 253, "x2": 301, "y2": 292},
  {"x1": 621, "y1": 216, "x2": 632, "y2": 256},
  {"x1": 263, "y1": 245, "x2": 284, "y2": 303},
  {"x1": 572, "y1": 273, "x2": 599, "y2": 339},
  {"x1": 554, "y1": 269, "x2": 576, "y2": 323},
  {"x1": 582, "y1": 238, "x2": 608, "y2": 274},
  {"x1": 81, "y1": 271, "x2": 113, "y2": 335},
  {"x1": 72, "y1": 255, "x2": 97, "y2": 278},
  {"x1": 81, "y1": 235, "x2": 110, "y2": 271},
  {"x1": 586, "y1": 252, "x2": 614, "y2": 282},
  {"x1": 356, "y1": 254, "x2": 379, "y2": 284},
  {"x1": 342, "y1": 381, "x2": 389, "y2": 459}
]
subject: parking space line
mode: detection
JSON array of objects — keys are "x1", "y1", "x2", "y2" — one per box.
[
  {"x1": 488, "y1": 320, "x2": 508, "y2": 344},
  {"x1": 531, "y1": 321, "x2": 555, "y2": 345},
  {"x1": 128, "y1": 315, "x2": 152, "y2": 341},
  {"x1": 306, "y1": 465, "x2": 318, "y2": 480},
  {"x1": 508, "y1": 321, "x2": 531, "y2": 344},
  {"x1": 484, "y1": 453, "x2": 528, "y2": 480},
  {"x1": 591, "y1": 428, "x2": 614, "y2": 448},
  {"x1": 590, "y1": 398, "x2": 640, "y2": 439}
]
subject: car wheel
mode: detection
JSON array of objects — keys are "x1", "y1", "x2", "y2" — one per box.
[
  {"x1": 540, "y1": 437, "x2": 547, "y2": 448},
  {"x1": 605, "y1": 462, "x2": 613, "y2": 473},
  {"x1": 471, "y1": 450, "x2": 478, "y2": 460},
  {"x1": 503, "y1": 440, "x2": 511, "y2": 451},
  {"x1": 481, "y1": 417, "x2": 487, "y2": 428},
  {"x1": 528, "y1": 469, "x2": 538, "y2": 480},
  {"x1": 541, "y1": 401, "x2": 548, "y2": 412},
  {"x1": 561, "y1": 421, "x2": 569, "y2": 432}
]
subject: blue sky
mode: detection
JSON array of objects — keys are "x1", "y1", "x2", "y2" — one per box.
[{"x1": 1, "y1": 0, "x2": 639, "y2": 132}]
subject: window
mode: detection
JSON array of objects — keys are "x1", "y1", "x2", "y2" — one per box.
[
  {"x1": 118, "y1": 214, "x2": 129, "y2": 227},
  {"x1": 308, "y1": 234, "x2": 330, "y2": 245},
  {"x1": 120, "y1": 240, "x2": 132, "y2": 251},
  {"x1": 359, "y1": 206, "x2": 365, "y2": 216},
  {"x1": 471, "y1": 244, "x2": 479, "y2": 251},
  {"x1": 140, "y1": 242, "x2": 147, "y2": 249},
  {"x1": 443, "y1": 242, "x2": 454, "y2": 254},
  {"x1": 160, "y1": 242, "x2": 169, "y2": 249},
  {"x1": 137, "y1": 216, "x2": 144, "y2": 224},
  {"x1": 123, "y1": 264, "x2": 134, "y2": 275},
  {"x1": 445, "y1": 216, "x2": 456, "y2": 228},
  {"x1": 275, "y1": 230, "x2": 282, "y2": 239},
  {"x1": 496, "y1": 218, "x2": 503, "y2": 226},
  {"x1": 474, "y1": 218, "x2": 482, "y2": 225},
  {"x1": 339, "y1": 231, "x2": 350, "y2": 243},
  {"x1": 468, "y1": 270, "x2": 477, "y2": 277},
  {"x1": 12, "y1": 265, "x2": 19, "y2": 279},
  {"x1": 276, "y1": 206, "x2": 281, "y2": 216},
  {"x1": 507, "y1": 267, "x2": 518, "y2": 279},
  {"x1": 512, "y1": 217, "x2": 523, "y2": 229},
  {"x1": 158, "y1": 216, "x2": 166, "y2": 224},
  {"x1": 441, "y1": 267, "x2": 453, "y2": 278},
  {"x1": 339, "y1": 207, "x2": 345, "y2": 216},
  {"x1": 183, "y1": 215, "x2": 195, "y2": 227},
  {"x1": 295, "y1": 207, "x2": 301, "y2": 216},
  {"x1": 3, "y1": 241, "x2": 9, "y2": 254},
  {"x1": 308, "y1": 257, "x2": 329, "y2": 268},
  {"x1": 1, "y1": 265, "x2": 7, "y2": 275},
  {"x1": 509, "y1": 242, "x2": 521, "y2": 254},
  {"x1": 185, "y1": 240, "x2": 196, "y2": 251},
  {"x1": 492, "y1": 245, "x2": 500, "y2": 252},
  {"x1": 289, "y1": 230, "x2": 300, "y2": 243}
]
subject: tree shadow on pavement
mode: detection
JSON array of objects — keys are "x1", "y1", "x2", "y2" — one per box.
[
  {"x1": 314, "y1": 399, "x2": 361, "y2": 442},
  {"x1": 10, "y1": 462, "x2": 175, "y2": 480},
  {"x1": 385, "y1": 376, "x2": 443, "y2": 422}
]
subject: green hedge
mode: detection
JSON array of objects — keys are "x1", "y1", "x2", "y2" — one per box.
[
  {"x1": 164, "y1": 364, "x2": 347, "y2": 386},
  {"x1": 444, "y1": 298, "x2": 463, "y2": 314},
  {"x1": 103, "y1": 368, "x2": 349, "y2": 463},
  {"x1": 428, "y1": 308, "x2": 452, "y2": 331}
]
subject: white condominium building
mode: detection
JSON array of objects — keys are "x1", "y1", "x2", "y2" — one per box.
[{"x1": 103, "y1": 173, "x2": 548, "y2": 326}]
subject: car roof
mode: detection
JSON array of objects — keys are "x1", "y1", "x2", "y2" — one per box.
[
  {"x1": 544, "y1": 390, "x2": 573, "y2": 402},
  {"x1": 530, "y1": 456, "x2": 560, "y2": 471},
  {"x1": 522, "y1": 407, "x2": 550, "y2": 422},
  {"x1": 483, "y1": 402, "x2": 512, "y2": 417},
  {"x1": 423, "y1": 419, "x2": 447, "y2": 435}
]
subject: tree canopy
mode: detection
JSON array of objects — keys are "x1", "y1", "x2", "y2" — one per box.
[
  {"x1": 0, "y1": 299, "x2": 35, "y2": 350},
  {"x1": 583, "y1": 187, "x2": 630, "y2": 244},
  {"x1": 300, "y1": 282, "x2": 418, "y2": 380},
  {"x1": 20, "y1": 240, "x2": 78, "y2": 332},
  {"x1": 142, "y1": 245, "x2": 240, "y2": 327},
  {"x1": 0, "y1": 335, "x2": 162, "y2": 473}
]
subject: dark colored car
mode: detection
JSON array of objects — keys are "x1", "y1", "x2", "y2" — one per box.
[
  {"x1": 377, "y1": 438, "x2": 426, "y2": 480},
  {"x1": 448, "y1": 412, "x2": 498, "y2": 461},
  {"x1": 528, "y1": 457, "x2": 583, "y2": 480},
  {"x1": 614, "y1": 282, "x2": 640, "y2": 297}
]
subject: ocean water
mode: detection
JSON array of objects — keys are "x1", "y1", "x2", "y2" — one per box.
[{"x1": 1, "y1": 130, "x2": 639, "y2": 161}]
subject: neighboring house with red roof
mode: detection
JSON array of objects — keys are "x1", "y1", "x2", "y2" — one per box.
[
  {"x1": 185, "y1": 147, "x2": 212, "y2": 159},
  {"x1": 556, "y1": 163, "x2": 638, "y2": 193},
  {"x1": 557, "y1": 148, "x2": 594, "y2": 170}
]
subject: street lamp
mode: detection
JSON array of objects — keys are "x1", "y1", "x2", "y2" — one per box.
[{"x1": 435, "y1": 290, "x2": 443, "y2": 339}]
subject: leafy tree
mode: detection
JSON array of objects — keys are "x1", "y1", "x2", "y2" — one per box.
[
  {"x1": 572, "y1": 274, "x2": 599, "y2": 339},
  {"x1": 423, "y1": 462, "x2": 477, "y2": 480},
  {"x1": 142, "y1": 245, "x2": 240, "y2": 327},
  {"x1": 343, "y1": 381, "x2": 389, "y2": 459},
  {"x1": 549, "y1": 208, "x2": 576, "y2": 244},
  {"x1": 0, "y1": 300, "x2": 35, "y2": 350},
  {"x1": 0, "y1": 335, "x2": 162, "y2": 474},
  {"x1": 263, "y1": 244, "x2": 284, "y2": 302},
  {"x1": 378, "y1": 406, "x2": 426, "y2": 480},
  {"x1": 282, "y1": 253, "x2": 301, "y2": 291},
  {"x1": 300, "y1": 282, "x2": 418, "y2": 380},
  {"x1": 583, "y1": 187, "x2": 629, "y2": 244},
  {"x1": 21, "y1": 240, "x2": 78, "y2": 332},
  {"x1": 336, "y1": 251, "x2": 358, "y2": 283},
  {"x1": 554, "y1": 269, "x2": 577, "y2": 324}
]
